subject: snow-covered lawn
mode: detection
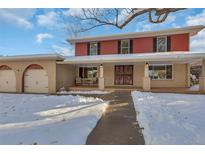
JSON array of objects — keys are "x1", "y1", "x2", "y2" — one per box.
[
  {"x1": 0, "y1": 94, "x2": 108, "y2": 145},
  {"x1": 189, "y1": 84, "x2": 199, "y2": 91},
  {"x1": 132, "y1": 91, "x2": 205, "y2": 145}
]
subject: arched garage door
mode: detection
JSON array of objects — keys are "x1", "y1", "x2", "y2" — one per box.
[
  {"x1": 24, "y1": 64, "x2": 48, "y2": 93},
  {"x1": 0, "y1": 65, "x2": 16, "y2": 92}
]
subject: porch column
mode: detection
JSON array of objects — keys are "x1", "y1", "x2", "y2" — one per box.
[
  {"x1": 199, "y1": 59, "x2": 205, "y2": 92},
  {"x1": 142, "y1": 63, "x2": 151, "y2": 91},
  {"x1": 98, "y1": 64, "x2": 105, "y2": 90}
]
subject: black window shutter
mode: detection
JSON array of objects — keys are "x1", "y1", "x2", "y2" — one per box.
[
  {"x1": 97, "y1": 42, "x2": 100, "y2": 55},
  {"x1": 79, "y1": 67, "x2": 83, "y2": 78},
  {"x1": 118, "y1": 40, "x2": 121, "y2": 54},
  {"x1": 130, "y1": 39, "x2": 133, "y2": 53},
  {"x1": 153, "y1": 37, "x2": 157, "y2": 52},
  {"x1": 167, "y1": 36, "x2": 171, "y2": 52},
  {"x1": 87, "y1": 43, "x2": 90, "y2": 55}
]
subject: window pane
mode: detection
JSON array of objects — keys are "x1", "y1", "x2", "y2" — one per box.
[
  {"x1": 90, "y1": 42, "x2": 98, "y2": 55},
  {"x1": 121, "y1": 40, "x2": 130, "y2": 54},
  {"x1": 83, "y1": 67, "x2": 88, "y2": 78},
  {"x1": 157, "y1": 37, "x2": 167, "y2": 52},
  {"x1": 115, "y1": 66, "x2": 124, "y2": 74},
  {"x1": 124, "y1": 65, "x2": 133, "y2": 74},
  {"x1": 149, "y1": 65, "x2": 172, "y2": 79},
  {"x1": 166, "y1": 65, "x2": 172, "y2": 79},
  {"x1": 156, "y1": 69, "x2": 166, "y2": 79},
  {"x1": 92, "y1": 67, "x2": 98, "y2": 78},
  {"x1": 80, "y1": 67, "x2": 97, "y2": 79},
  {"x1": 121, "y1": 40, "x2": 129, "y2": 48},
  {"x1": 155, "y1": 66, "x2": 166, "y2": 79},
  {"x1": 149, "y1": 66, "x2": 154, "y2": 79},
  {"x1": 87, "y1": 68, "x2": 93, "y2": 78},
  {"x1": 121, "y1": 48, "x2": 129, "y2": 54}
]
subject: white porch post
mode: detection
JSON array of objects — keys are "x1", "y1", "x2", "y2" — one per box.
[
  {"x1": 142, "y1": 62, "x2": 151, "y2": 91},
  {"x1": 98, "y1": 64, "x2": 105, "y2": 90},
  {"x1": 199, "y1": 59, "x2": 205, "y2": 92}
]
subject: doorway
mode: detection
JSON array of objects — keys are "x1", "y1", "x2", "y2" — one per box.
[{"x1": 114, "y1": 65, "x2": 133, "y2": 85}]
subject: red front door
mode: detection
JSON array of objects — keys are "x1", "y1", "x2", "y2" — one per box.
[{"x1": 115, "y1": 65, "x2": 133, "y2": 85}]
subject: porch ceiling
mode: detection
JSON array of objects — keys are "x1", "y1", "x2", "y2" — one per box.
[{"x1": 57, "y1": 52, "x2": 205, "y2": 65}]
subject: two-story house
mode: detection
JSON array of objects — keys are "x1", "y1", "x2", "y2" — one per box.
[
  {"x1": 64, "y1": 25, "x2": 205, "y2": 91},
  {"x1": 0, "y1": 25, "x2": 205, "y2": 94}
]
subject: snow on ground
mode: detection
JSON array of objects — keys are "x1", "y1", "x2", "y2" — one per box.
[
  {"x1": 57, "y1": 90, "x2": 111, "y2": 95},
  {"x1": 189, "y1": 84, "x2": 199, "y2": 91},
  {"x1": 132, "y1": 91, "x2": 205, "y2": 145},
  {"x1": 0, "y1": 94, "x2": 108, "y2": 145}
]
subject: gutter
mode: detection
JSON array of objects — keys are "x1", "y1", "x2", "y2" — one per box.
[
  {"x1": 0, "y1": 54, "x2": 65, "y2": 62},
  {"x1": 57, "y1": 52, "x2": 205, "y2": 64}
]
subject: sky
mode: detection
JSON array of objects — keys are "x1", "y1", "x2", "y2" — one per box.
[{"x1": 0, "y1": 8, "x2": 205, "y2": 56}]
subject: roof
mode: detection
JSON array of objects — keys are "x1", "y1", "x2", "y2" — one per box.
[
  {"x1": 0, "y1": 53, "x2": 65, "y2": 62},
  {"x1": 58, "y1": 52, "x2": 205, "y2": 64},
  {"x1": 68, "y1": 25, "x2": 205, "y2": 43}
]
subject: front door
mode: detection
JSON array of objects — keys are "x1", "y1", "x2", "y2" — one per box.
[{"x1": 115, "y1": 65, "x2": 133, "y2": 85}]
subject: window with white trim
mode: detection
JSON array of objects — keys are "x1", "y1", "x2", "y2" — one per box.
[
  {"x1": 157, "y1": 36, "x2": 167, "y2": 52},
  {"x1": 121, "y1": 40, "x2": 130, "y2": 54},
  {"x1": 149, "y1": 65, "x2": 172, "y2": 80},
  {"x1": 89, "y1": 42, "x2": 98, "y2": 55}
]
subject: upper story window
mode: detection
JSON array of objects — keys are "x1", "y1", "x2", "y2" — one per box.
[
  {"x1": 149, "y1": 65, "x2": 172, "y2": 80},
  {"x1": 157, "y1": 36, "x2": 167, "y2": 52},
  {"x1": 89, "y1": 42, "x2": 98, "y2": 55},
  {"x1": 121, "y1": 40, "x2": 130, "y2": 54}
]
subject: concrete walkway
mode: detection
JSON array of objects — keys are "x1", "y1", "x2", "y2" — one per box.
[{"x1": 86, "y1": 91, "x2": 145, "y2": 145}]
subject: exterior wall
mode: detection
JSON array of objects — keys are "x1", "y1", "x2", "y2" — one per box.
[
  {"x1": 75, "y1": 33, "x2": 190, "y2": 56},
  {"x1": 56, "y1": 64, "x2": 75, "y2": 91},
  {"x1": 170, "y1": 33, "x2": 189, "y2": 51},
  {"x1": 133, "y1": 37, "x2": 153, "y2": 53},
  {"x1": 75, "y1": 42, "x2": 87, "y2": 56},
  {"x1": 100, "y1": 40, "x2": 118, "y2": 55},
  {"x1": 104, "y1": 64, "x2": 115, "y2": 86},
  {"x1": 133, "y1": 64, "x2": 144, "y2": 87},
  {"x1": 0, "y1": 60, "x2": 57, "y2": 94},
  {"x1": 104, "y1": 63, "x2": 188, "y2": 88}
]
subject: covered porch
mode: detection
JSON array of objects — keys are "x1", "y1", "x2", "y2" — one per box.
[{"x1": 57, "y1": 52, "x2": 205, "y2": 93}]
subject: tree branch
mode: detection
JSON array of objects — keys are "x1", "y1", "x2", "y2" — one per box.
[{"x1": 67, "y1": 8, "x2": 186, "y2": 35}]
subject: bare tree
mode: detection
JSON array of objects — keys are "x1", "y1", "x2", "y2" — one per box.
[{"x1": 66, "y1": 8, "x2": 185, "y2": 35}]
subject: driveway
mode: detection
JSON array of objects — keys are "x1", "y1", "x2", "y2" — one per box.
[{"x1": 86, "y1": 91, "x2": 145, "y2": 145}]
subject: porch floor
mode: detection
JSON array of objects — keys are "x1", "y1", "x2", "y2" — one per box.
[{"x1": 69, "y1": 86, "x2": 204, "y2": 94}]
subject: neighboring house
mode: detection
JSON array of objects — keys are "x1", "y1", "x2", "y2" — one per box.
[{"x1": 0, "y1": 25, "x2": 205, "y2": 94}]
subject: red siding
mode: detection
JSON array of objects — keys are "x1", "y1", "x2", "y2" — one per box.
[
  {"x1": 100, "y1": 40, "x2": 118, "y2": 55},
  {"x1": 170, "y1": 33, "x2": 189, "y2": 51},
  {"x1": 75, "y1": 43, "x2": 87, "y2": 56},
  {"x1": 74, "y1": 33, "x2": 190, "y2": 56},
  {"x1": 133, "y1": 37, "x2": 153, "y2": 53}
]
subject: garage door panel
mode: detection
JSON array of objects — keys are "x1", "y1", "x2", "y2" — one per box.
[
  {"x1": 24, "y1": 69, "x2": 48, "y2": 93},
  {"x1": 0, "y1": 70, "x2": 16, "y2": 92}
]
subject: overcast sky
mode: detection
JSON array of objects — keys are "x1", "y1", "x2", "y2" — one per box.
[{"x1": 0, "y1": 8, "x2": 205, "y2": 56}]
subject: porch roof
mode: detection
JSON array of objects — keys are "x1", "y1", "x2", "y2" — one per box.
[{"x1": 58, "y1": 52, "x2": 205, "y2": 65}]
